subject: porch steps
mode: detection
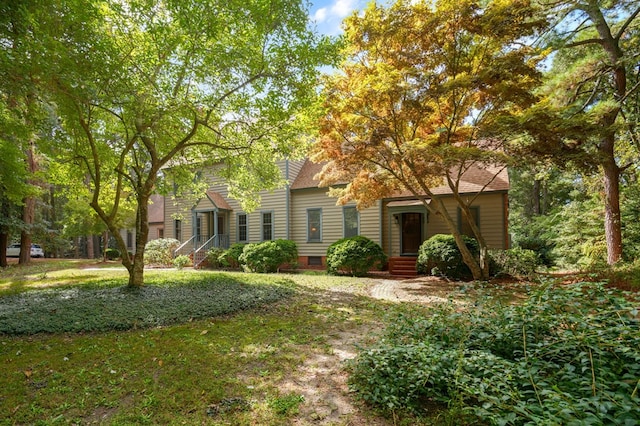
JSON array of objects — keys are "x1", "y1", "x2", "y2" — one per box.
[{"x1": 388, "y1": 257, "x2": 418, "y2": 276}]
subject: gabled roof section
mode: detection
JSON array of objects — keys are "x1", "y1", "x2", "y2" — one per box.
[
  {"x1": 290, "y1": 159, "x2": 325, "y2": 190},
  {"x1": 205, "y1": 190, "x2": 232, "y2": 210},
  {"x1": 290, "y1": 159, "x2": 509, "y2": 196},
  {"x1": 148, "y1": 194, "x2": 164, "y2": 223}
]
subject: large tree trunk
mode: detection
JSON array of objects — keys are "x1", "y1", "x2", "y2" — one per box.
[
  {"x1": 0, "y1": 232, "x2": 8, "y2": 268},
  {"x1": 86, "y1": 234, "x2": 95, "y2": 259},
  {"x1": 428, "y1": 197, "x2": 487, "y2": 280},
  {"x1": 601, "y1": 135, "x2": 622, "y2": 264}
]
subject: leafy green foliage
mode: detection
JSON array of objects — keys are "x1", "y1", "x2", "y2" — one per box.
[
  {"x1": 218, "y1": 243, "x2": 246, "y2": 269},
  {"x1": 239, "y1": 240, "x2": 298, "y2": 273},
  {"x1": 0, "y1": 273, "x2": 294, "y2": 334},
  {"x1": 205, "y1": 247, "x2": 226, "y2": 269},
  {"x1": 144, "y1": 238, "x2": 180, "y2": 267},
  {"x1": 348, "y1": 282, "x2": 640, "y2": 423},
  {"x1": 172, "y1": 255, "x2": 191, "y2": 270},
  {"x1": 417, "y1": 234, "x2": 479, "y2": 279},
  {"x1": 489, "y1": 247, "x2": 541, "y2": 279},
  {"x1": 105, "y1": 248, "x2": 120, "y2": 260},
  {"x1": 326, "y1": 236, "x2": 387, "y2": 277}
]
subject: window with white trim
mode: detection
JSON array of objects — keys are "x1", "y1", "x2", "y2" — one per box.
[
  {"x1": 237, "y1": 213, "x2": 248, "y2": 242},
  {"x1": 261, "y1": 211, "x2": 274, "y2": 241}
]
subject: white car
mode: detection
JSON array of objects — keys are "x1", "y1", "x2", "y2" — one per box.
[{"x1": 6, "y1": 243, "x2": 44, "y2": 258}]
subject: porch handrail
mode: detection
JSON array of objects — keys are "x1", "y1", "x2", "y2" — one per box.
[
  {"x1": 193, "y1": 234, "x2": 230, "y2": 268},
  {"x1": 173, "y1": 235, "x2": 196, "y2": 258}
]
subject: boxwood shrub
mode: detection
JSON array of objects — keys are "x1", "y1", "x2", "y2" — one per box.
[
  {"x1": 218, "y1": 243, "x2": 246, "y2": 269},
  {"x1": 417, "y1": 234, "x2": 479, "y2": 279},
  {"x1": 326, "y1": 236, "x2": 387, "y2": 277},
  {"x1": 239, "y1": 240, "x2": 298, "y2": 273}
]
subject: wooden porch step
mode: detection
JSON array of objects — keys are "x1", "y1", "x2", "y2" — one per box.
[{"x1": 388, "y1": 257, "x2": 418, "y2": 276}]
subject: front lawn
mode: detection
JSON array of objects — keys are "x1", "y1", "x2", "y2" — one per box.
[{"x1": 0, "y1": 263, "x2": 402, "y2": 425}]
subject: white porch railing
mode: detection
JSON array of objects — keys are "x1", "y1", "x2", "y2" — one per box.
[
  {"x1": 193, "y1": 234, "x2": 230, "y2": 268},
  {"x1": 173, "y1": 235, "x2": 196, "y2": 258}
]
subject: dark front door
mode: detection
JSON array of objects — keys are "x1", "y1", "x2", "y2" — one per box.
[{"x1": 401, "y1": 213, "x2": 422, "y2": 255}]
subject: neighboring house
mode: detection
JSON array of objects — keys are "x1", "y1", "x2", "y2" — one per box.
[
  {"x1": 120, "y1": 194, "x2": 165, "y2": 253},
  {"x1": 166, "y1": 159, "x2": 510, "y2": 274}
]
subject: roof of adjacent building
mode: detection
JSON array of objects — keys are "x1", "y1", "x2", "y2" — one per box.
[
  {"x1": 290, "y1": 159, "x2": 509, "y2": 196},
  {"x1": 148, "y1": 194, "x2": 164, "y2": 224}
]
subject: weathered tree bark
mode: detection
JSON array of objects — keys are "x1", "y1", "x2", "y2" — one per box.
[
  {"x1": 585, "y1": 1, "x2": 627, "y2": 264},
  {"x1": 86, "y1": 234, "x2": 95, "y2": 259}
]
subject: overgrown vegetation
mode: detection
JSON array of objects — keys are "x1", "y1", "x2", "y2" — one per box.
[
  {"x1": 348, "y1": 282, "x2": 640, "y2": 424},
  {"x1": 326, "y1": 236, "x2": 387, "y2": 277}
]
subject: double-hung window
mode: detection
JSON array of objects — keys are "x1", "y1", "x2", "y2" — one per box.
[
  {"x1": 307, "y1": 208, "x2": 322, "y2": 242},
  {"x1": 237, "y1": 213, "x2": 248, "y2": 242},
  {"x1": 343, "y1": 206, "x2": 359, "y2": 238},
  {"x1": 261, "y1": 211, "x2": 274, "y2": 241}
]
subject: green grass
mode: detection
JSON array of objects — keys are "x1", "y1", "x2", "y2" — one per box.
[{"x1": 0, "y1": 263, "x2": 405, "y2": 425}]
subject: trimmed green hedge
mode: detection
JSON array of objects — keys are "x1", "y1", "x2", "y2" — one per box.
[
  {"x1": 417, "y1": 234, "x2": 479, "y2": 279},
  {"x1": 326, "y1": 236, "x2": 387, "y2": 277}
]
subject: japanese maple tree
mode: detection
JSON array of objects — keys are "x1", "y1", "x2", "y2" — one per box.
[{"x1": 313, "y1": 0, "x2": 546, "y2": 279}]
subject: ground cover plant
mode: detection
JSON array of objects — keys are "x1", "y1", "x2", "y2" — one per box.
[
  {"x1": 348, "y1": 282, "x2": 640, "y2": 424},
  {"x1": 0, "y1": 271, "x2": 294, "y2": 334}
]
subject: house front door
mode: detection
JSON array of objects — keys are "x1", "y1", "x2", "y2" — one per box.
[{"x1": 401, "y1": 212, "x2": 422, "y2": 255}]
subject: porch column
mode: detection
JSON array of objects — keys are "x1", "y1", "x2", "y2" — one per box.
[{"x1": 213, "y1": 209, "x2": 219, "y2": 247}]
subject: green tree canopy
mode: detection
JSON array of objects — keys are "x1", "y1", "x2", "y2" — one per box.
[{"x1": 24, "y1": 0, "x2": 336, "y2": 286}]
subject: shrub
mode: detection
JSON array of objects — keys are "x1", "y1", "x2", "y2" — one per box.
[
  {"x1": 348, "y1": 282, "x2": 640, "y2": 424},
  {"x1": 239, "y1": 240, "x2": 298, "y2": 273},
  {"x1": 489, "y1": 247, "x2": 540, "y2": 279},
  {"x1": 515, "y1": 235, "x2": 555, "y2": 267},
  {"x1": 173, "y1": 255, "x2": 192, "y2": 270},
  {"x1": 205, "y1": 247, "x2": 226, "y2": 269},
  {"x1": 326, "y1": 236, "x2": 387, "y2": 277},
  {"x1": 219, "y1": 243, "x2": 246, "y2": 269},
  {"x1": 105, "y1": 248, "x2": 120, "y2": 260},
  {"x1": 144, "y1": 238, "x2": 180, "y2": 266},
  {"x1": 417, "y1": 234, "x2": 478, "y2": 279}
]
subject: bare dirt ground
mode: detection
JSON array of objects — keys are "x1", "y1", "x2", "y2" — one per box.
[{"x1": 282, "y1": 276, "x2": 467, "y2": 425}]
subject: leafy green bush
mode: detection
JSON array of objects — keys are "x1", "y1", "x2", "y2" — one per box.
[
  {"x1": 515, "y1": 235, "x2": 555, "y2": 267},
  {"x1": 105, "y1": 248, "x2": 120, "y2": 260},
  {"x1": 218, "y1": 243, "x2": 246, "y2": 269},
  {"x1": 239, "y1": 240, "x2": 298, "y2": 273},
  {"x1": 326, "y1": 236, "x2": 387, "y2": 277},
  {"x1": 417, "y1": 234, "x2": 479, "y2": 279},
  {"x1": 0, "y1": 273, "x2": 295, "y2": 334},
  {"x1": 489, "y1": 247, "x2": 540, "y2": 279},
  {"x1": 172, "y1": 255, "x2": 191, "y2": 269},
  {"x1": 144, "y1": 238, "x2": 181, "y2": 266},
  {"x1": 205, "y1": 247, "x2": 226, "y2": 269},
  {"x1": 348, "y1": 282, "x2": 640, "y2": 424}
]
